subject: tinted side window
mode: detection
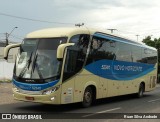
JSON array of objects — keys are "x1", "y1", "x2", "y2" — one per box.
[
  {"x1": 63, "y1": 34, "x2": 90, "y2": 81},
  {"x1": 142, "y1": 48, "x2": 157, "y2": 64},
  {"x1": 148, "y1": 50, "x2": 157, "y2": 64},
  {"x1": 142, "y1": 48, "x2": 148, "y2": 63},
  {"x1": 132, "y1": 46, "x2": 142, "y2": 63},
  {"x1": 105, "y1": 40, "x2": 116, "y2": 60},
  {"x1": 86, "y1": 36, "x2": 116, "y2": 65},
  {"x1": 151, "y1": 50, "x2": 157, "y2": 64},
  {"x1": 91, "y1": 36, "x2": 106, "y2": 61},
  {"x1": 116, "y1": 42, "x2": 132, "y2": 62}
]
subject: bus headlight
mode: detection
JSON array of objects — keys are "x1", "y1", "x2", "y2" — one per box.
[
  {"x1": 43, "y1": 85, "x2": 60, "y2": 95},
  {"x1": 13, "y1": 84, "x2": 19, "y2": 92}
]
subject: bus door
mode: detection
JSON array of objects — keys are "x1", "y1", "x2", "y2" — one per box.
[
  {"x1": 61, "y1": 34, "x2": 90, "y2": 103},
  {"x1": 61, "y1": 48, "x2": 76, "y2": 104}
]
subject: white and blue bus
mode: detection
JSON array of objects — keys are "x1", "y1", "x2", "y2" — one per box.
[{"x1": 4, "y1": 27, "x2": 157, "y2": 107}]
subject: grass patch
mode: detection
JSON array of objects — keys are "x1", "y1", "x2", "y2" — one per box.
[{"x1": 0, "y1": 79, "x2": 12, "y2": 83}]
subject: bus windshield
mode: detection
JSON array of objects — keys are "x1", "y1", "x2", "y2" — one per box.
[{"x1": 14, "y1": 37, "x2": 67, "y2": 80}]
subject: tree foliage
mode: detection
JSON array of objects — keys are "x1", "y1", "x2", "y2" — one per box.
[{"x1": 142, "y1": 36, "x2": 160, "y2": 50}]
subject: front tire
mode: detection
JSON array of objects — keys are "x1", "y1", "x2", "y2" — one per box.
[{"x1": 82, "y1": 87, "x2": 93, "y2": 107}]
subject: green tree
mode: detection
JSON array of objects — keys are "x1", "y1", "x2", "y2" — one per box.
[{"x1": 143, "y1": 36, "x2": 160, "y2": 51}]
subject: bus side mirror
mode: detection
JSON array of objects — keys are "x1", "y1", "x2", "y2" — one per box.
[
  {"x1": 57, "y1": 43, "x2": 74, "y2": 60},
  {"x1": 4, "y1": 43, "x2": 21, "y2": 61}
]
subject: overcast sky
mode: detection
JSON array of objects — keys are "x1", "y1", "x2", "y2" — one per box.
[{"x1": 0, "y1": 0, "x2": 160, "y2": 42}]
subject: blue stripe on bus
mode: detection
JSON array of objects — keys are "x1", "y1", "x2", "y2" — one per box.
[
  {"x1": 13, "y1": 79, "x2": 59, "y2": 91},
  {"x1": 85, "y1": 59, "x2": 155, "y2": 81},
  {"x1": 93, "y1": 33, "x2": 147, "y2": 48}
]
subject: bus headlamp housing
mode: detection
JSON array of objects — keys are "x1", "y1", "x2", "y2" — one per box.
[
  {"x1": 13, "y1": 84, "x2": 20, "y2": 92},
  {"x1": 43, "y1": 85, "x2": 60, "y2": 95}
]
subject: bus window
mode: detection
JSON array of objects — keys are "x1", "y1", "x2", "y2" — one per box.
[
  {"x1": 142, "y1": 48, "x2": 157, "y2": 64},
  {"x1": 131, "y1": 46, "x2": 142, "y2": 63},
  {"x1": 86, "y1": 36, "x2": 116, "y2": 65},
  {"x1": 63, "y1": 34, "x2": 90, "y2": 81},
  {"x1": 116, "y1": 42, "x2": 132, "y2": 62}
]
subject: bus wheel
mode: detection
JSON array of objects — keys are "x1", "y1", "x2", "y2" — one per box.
[
  {"x1": 137, "y1": 83, "x2": 144, "y2": 98},
  {"x1": 82, "y1": 87, "x2": 93, "y2": 107}
]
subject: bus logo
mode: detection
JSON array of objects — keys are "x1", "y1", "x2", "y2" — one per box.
[{"x1": 25, "y1": 80, "x2": 35, "y2": 82}]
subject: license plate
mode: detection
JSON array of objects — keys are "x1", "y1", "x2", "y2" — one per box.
[{"x1": 25, "y1": 96, "x2": 34, "y2": 101}]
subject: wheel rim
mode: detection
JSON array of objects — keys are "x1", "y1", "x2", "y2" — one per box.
[{"x1": 84, "y1": 91, "x2": 92, "y2": 103}]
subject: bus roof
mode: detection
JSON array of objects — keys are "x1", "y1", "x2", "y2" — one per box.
[
  {"x1": 26, "y1": 27, "x2": 92, "y2": 38},
  {"x1": 26, "y1": 27, "x2": 156, "y2": 51}
]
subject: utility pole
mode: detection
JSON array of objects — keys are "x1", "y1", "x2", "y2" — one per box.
[
  {"x1": 6, "y1": 27, "x2": 18, "y2": 46},
  {"x1": 136, "y1": 35, "x2": 140, "y2": 42},
  {"x1": 5, "y1": 33, "x2": 9, "y2": 46},
  {"x1": 75, "y1": 23, "x2": 84, "y2": 27},
  {"x1": 107, "y1": 29, "x2": 117, "y2": 33}
]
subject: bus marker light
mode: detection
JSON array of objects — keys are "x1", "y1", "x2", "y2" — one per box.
[{"x1": 25, "y1": 96, "x2": 34, "y2": 101}]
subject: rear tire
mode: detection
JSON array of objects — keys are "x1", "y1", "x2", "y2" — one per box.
[
  {"x1": 137, "y1": 83, "x2": 144, "y2": 98},
  {"x1": 82, "y1": 87, "x2": 93, "y2": 107}
]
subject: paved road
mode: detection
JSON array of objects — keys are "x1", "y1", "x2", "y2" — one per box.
[{"x1": 0, "y1": 84, "x2": 160, "y2": 120}]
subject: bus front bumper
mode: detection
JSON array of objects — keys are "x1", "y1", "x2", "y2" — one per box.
[{"x1": 13, "y1": 89, "x2": 60, "y2": 104}]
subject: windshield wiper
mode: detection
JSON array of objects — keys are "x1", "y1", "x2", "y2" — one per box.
[
  {"x1": 28, "y1": 52, "x2": 33, "y2": 69},
  {"x1": 32, "y1": 53, "x2": 43, "y2": 79},
  {"x1": 19, "y1": 52, "x2": 33, "y2": 78},
  {"x1": 32, "y1": 53, "x2": 38, "y2": 73}
]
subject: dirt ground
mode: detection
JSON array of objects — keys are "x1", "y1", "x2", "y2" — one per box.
[{"x1": 0, "y1": 83, "x2": 20, "y2": 104}]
